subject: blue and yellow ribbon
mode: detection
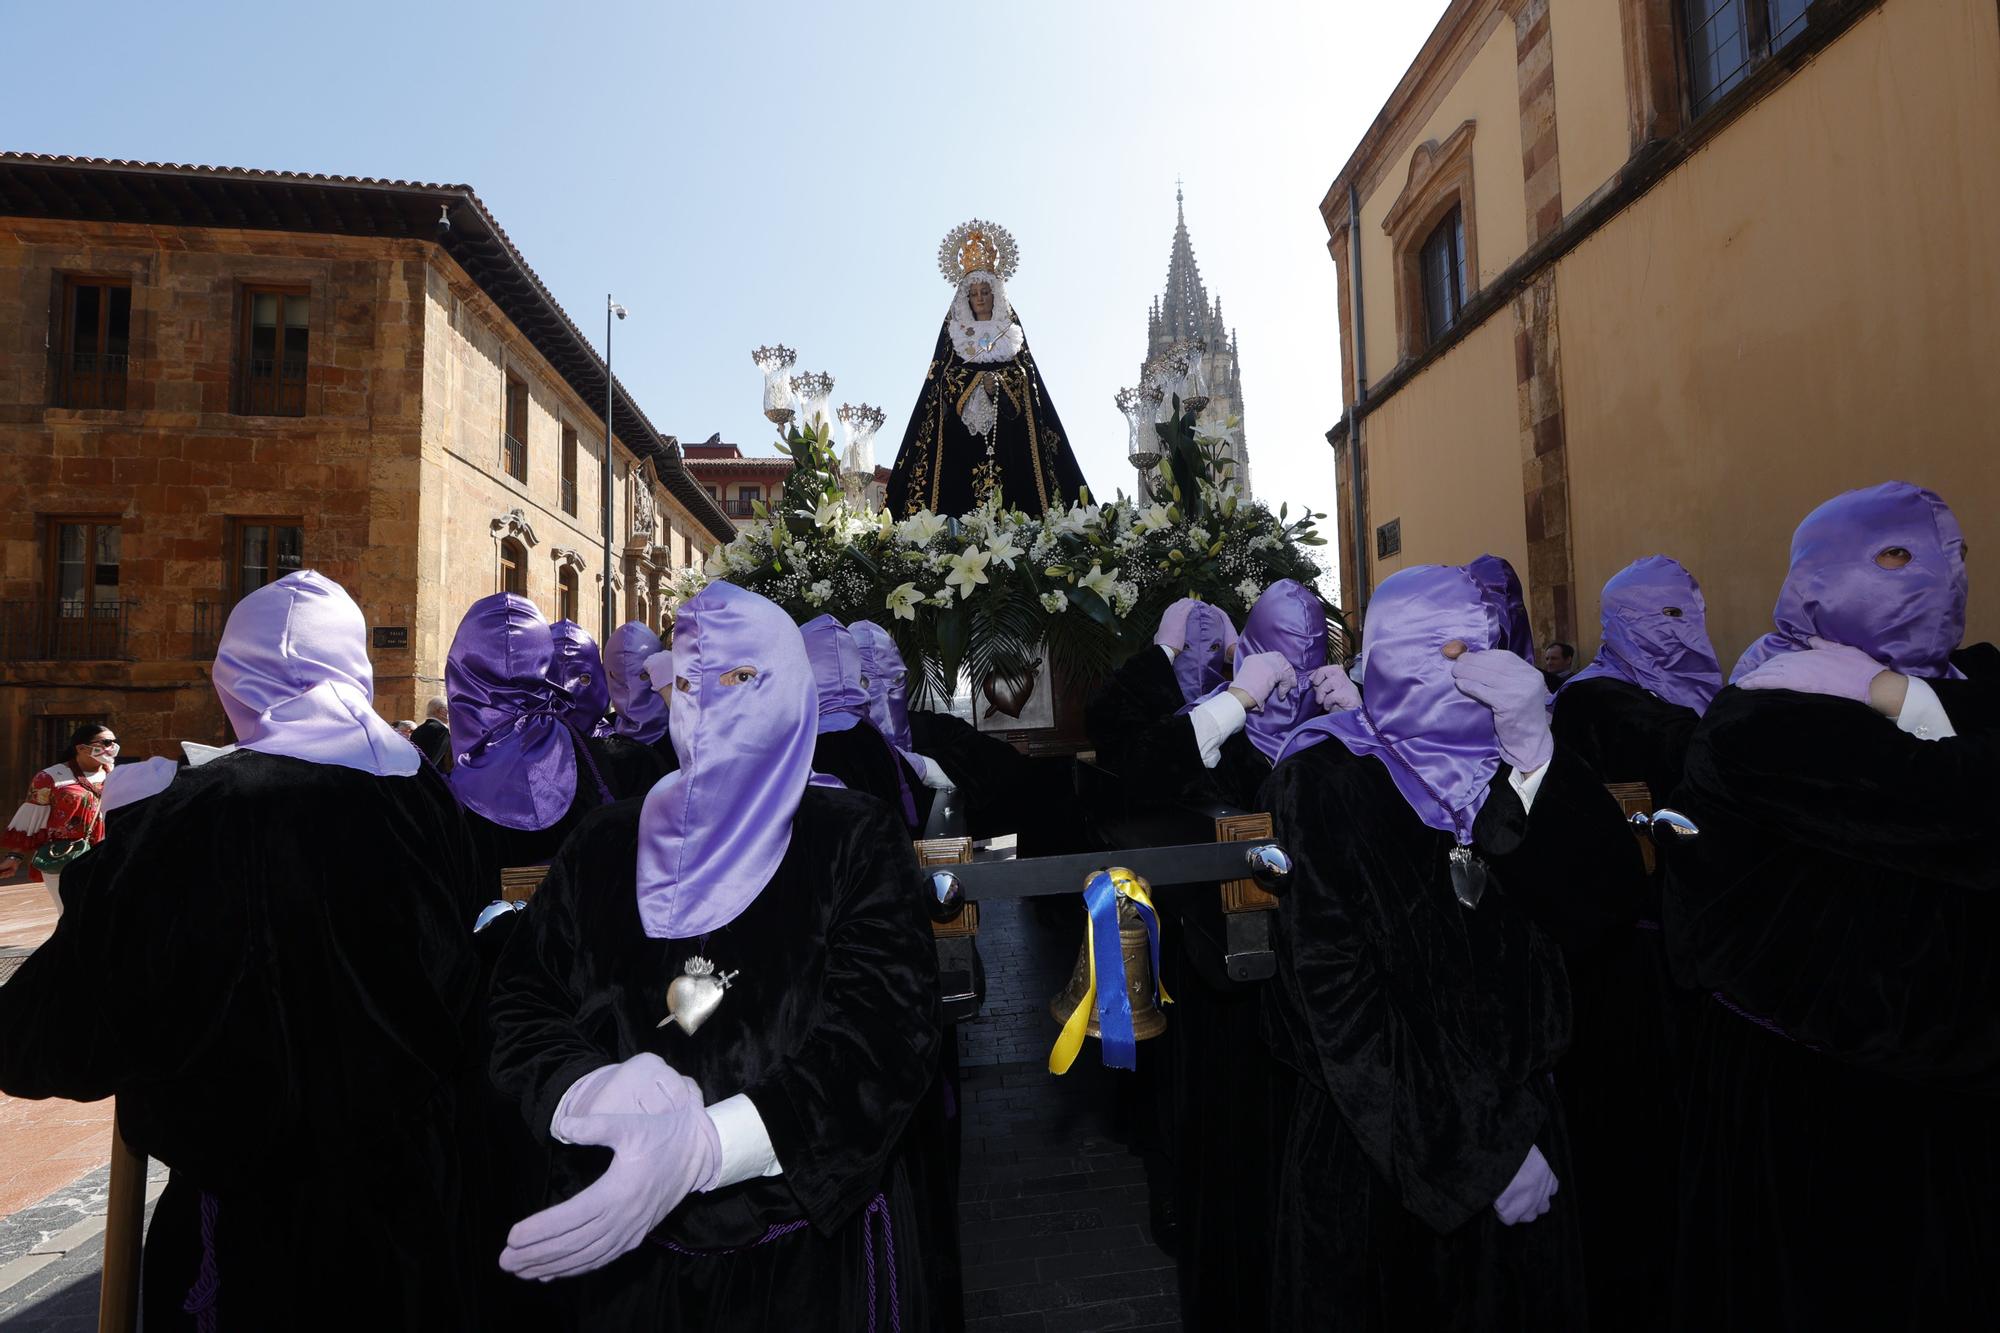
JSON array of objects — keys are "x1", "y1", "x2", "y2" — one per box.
[{"x1": 1049, "y1": 867, "x2": 1172, "y2": 1074}]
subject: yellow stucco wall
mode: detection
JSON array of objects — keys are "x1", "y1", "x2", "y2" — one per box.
[
  {"x1": 1360, "y1": 15, "x2": 1530, "y2": 387},
  {"x1": 1360, "y1": 315, "x2": 1530, "y2": 587},
  {"x1": 1549, "y1": 0, "x2": 1631, "y2": 207},
  {"x1": 1558, "y1": 0, "x2": 2000, "y2": 667}
]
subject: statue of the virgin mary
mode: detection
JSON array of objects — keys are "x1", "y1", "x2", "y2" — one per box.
[{"x1": 886, "y1": 219, "x2": 1089, "y2": 518}]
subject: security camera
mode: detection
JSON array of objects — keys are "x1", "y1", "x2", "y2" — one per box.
[{"x1": 436, "y1": 204, "x2": 451, "y2": 237}]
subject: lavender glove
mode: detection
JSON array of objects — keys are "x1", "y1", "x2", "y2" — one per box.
[
  {"x1": 1451, "y1": 649, "x2": 1554, "y2": 773},
  {"x1": 556, "y1": 1052, "x2": 700, "y2": 1125},
  {"x1": 643, "y1": 649, "x2": 675, "y2": 698},
  {"x1": 1737, "y1": 635, "x2": 1886, "y2": 704},
  {"x1": 1153, "y1": 597, "x2": 1201, "y2": 652},
  {"x1": 1493, "y1": 1144, "x2": 1559, "y2": 1226},
  {"x1": 1308, "y1": 663, "x2": 1360, "y2": 713},
  {"x1": 500, "y1": 1104, "x2": 722, "y2": 1281},
  {"x1": 1231, "y1": 651, "x2": 1297, "y2": 711}
]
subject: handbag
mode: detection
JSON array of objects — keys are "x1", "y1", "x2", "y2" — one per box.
[{"x1": 31, "y1": 838, "x2": 92, "y2": 875}]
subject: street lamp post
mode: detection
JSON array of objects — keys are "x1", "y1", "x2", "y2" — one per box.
[{"x1": 603, "y1": 295, "x2": 626, "y2": 635}]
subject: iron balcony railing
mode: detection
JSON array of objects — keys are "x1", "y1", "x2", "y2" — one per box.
[
  {"x1": 57, "y1": 351, "x2": 129, "y2": 409},
  {"x1": 0, "y1": 600, "x2": 132, "y2": 661},
  {"x1": 724, "y1": 498, "x2": 760, "y2": 518},
  {"x1": 192, "y1": 599, "x2": 227, "y2": 659}
]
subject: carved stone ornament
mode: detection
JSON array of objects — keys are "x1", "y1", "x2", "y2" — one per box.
[
  {"x1": 550, "y1": 546, "x2": 587, "y2": 573},
  {"x1": 633, "y1": 462, "x2": 658, "y2": 539},
  {"x1": 491, "y1": 508, "x2": 539, "y2": 548}
]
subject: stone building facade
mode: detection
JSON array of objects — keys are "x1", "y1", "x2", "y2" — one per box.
[
  {"x1": 1320, "y1": 0, "x2": 2000, "y2": 662},
  {"x1": 0, "y1": 154, "x2": 733, "y2": 780},
  {"x1": 681, "y1": 436, "x2": 797, "y2": 529}
]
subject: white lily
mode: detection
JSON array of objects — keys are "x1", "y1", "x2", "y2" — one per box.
[
  {"x1": 896, "y1": 510, "x2": 947, "y2": 547},
  {"x1": 886, "y1": 582, "x2": 923, "y2": 621},
  {"x1": 1077, "y1": 563, "x2": 1120, "y2": 601},
  {"x1": 1133, "y1": 503, "x2": 1174, "y2": 534},
  {"x1": 984, "y1": 532, "x2": 1024, "y2": 570},
  {"x1": 944, "y1": 548, "x2": 992, "y2": 599}
]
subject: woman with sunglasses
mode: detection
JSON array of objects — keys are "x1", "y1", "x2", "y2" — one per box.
[{"x1": 1, "y1": 721, "x2": 116, "y2": 914}]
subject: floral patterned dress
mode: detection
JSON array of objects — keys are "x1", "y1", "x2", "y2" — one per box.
[{"x1": 4, "y1": 763, "x2": 107, "y2": 881}]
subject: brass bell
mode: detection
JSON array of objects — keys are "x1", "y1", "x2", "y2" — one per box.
[{"x1": 1048, "y1": 897, "x2": 1168, "y2": 1042}]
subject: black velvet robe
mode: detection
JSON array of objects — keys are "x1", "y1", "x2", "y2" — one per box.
[
  {"x1": 412, "y1": 717, "x2": 452, "y2": 771},
  {"x1": 467, "y1": 733, "x2": 667, "y2": 891},
  {"x1": 1085, "y1": 645, "x2": 1270, "y2": 811},
  {"x1": 487, "y1": 786, "x2": 941, "y2": 1330},
  {"x1": 1664, "y1": 658, "x2": 2000, "y2": 1331},
  {"x1": 885, "y1": 319, "x2": 1086, "y2": 518},
  {"x1": 1260, "y1": 739, "x2": 1637, "y2": 1332},
  {"x1": 0, "y1": 752, "x2": 486, "y2": 1331},
  {"x1": 1086, "y1": 645, "x2": 1287, "y2": 1329},
  {"x1": 813, "y1": 724, "x2": 915, "y2": 833},
  {"x1": 1548, "y1": 677, "x2": 1701, "y2": 1330},
  {"x1": 907, "y1": 710, "x2": 1036, "y2": 841}
]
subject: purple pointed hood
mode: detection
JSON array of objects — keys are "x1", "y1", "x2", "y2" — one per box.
[
  {"x1": 1467, "y1": 553, "x2": 1535, "y2": 662},
  {"x1": 446, "y1": 594, "x2": 578, "y2": 830},
  {"x1": 1566, "y1": 556, "x2": 1722, "y2": 713},
  {"x1": 1280, "y1": 564, "x2": 1503, "y2": 844},
  {"x1": 849, "y1": 620, "x2": 915, "y2": 753},
  {"x1": 1733, "y1": 481, "x2": 1967, "y2": 683},
  {"x1": 636, "y1": 581, "x2": 817, "y2": 939},
  {"x1": 605, "y1": 621, "x2": 670, "y2": 745},
  {"x1": 214, "y1": 570, "x2": 419, "y2": 777},
  {"x1": 1188, "y1": 579, "x2": 1328, "y2": 760},
  {"x1": 800, "y1": 614, "x2": 871, "y2": 735},
  {"x1": 549, "y1": 620, "x2": 612, "y2": 735},
  {"x1": 1174, "y1": 602, "x2": 1237, "y2": 705}
]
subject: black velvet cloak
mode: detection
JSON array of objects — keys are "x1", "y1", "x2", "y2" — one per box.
[
  {"x1": 486, "y1": 785, "x2": 942, "y2": 1331},
  {"x1": 1260, "y1": 739, "x2": 1639, "y2": 1332},
  {"x1": 884, "y1": 319, "x2": 1086, "y2": 518},
  {"x1": 466, "y1": 732, "x2": 667, "y2": 889},
  {"x1": 813, "y1": 724, "x2": 916, "y2": 833},
  {"x1": 1663, "y1": 657, "x2": 2000, "y2": 1331},
  {"x1": 1085, "y1": 645, "x2": 1272, "y2": 812},
  {"x1": 0, "y1": 752, "x2": 487, "y2": 1331},
  {"x1": 1547, "y1": 676, "x2": 1701, "y2": 1330},
  {"x1": 907, "y1": 710, "x2": 1035, "y2": 841},
  {"x1": 412, "y1": 717, "x2": 453, "y2": 771}
]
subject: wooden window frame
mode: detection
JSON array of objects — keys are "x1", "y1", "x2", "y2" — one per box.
[
  {"x1": 226, "y1": 517, "x2": 305, "y2": 604},
  {"x1": 503, "y1": 374, "x2": 530, "y2": 483},
  {"x1": 557, "y1": 565, "x2": 580, "y2": 623},
  {"x1": 237, "y1": 283, "x2": 311, "y2": 417},
  {"x1": 1418, "y1": 206, "x2": 1469, "y2": 346},
  {"x1": 560, "y1": 423, "x2": 580, "y2": 515},
  {"x1": 55, "y1": 276, "x2": 132, "y2": 410},
  {"x1": 498, "y1": 536, "x2": 528, "y2": 596},
  {"x1": 43, "y1": 515, "x2": 125, "y2": 659},
  {"x1": 1381, "y1": 121, "x2": 1480, "y2": 363}
]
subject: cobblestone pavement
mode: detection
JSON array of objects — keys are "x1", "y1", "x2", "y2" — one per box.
[{"x1": 955, "y1": 895, "x2": 1182, "y2": 1332}]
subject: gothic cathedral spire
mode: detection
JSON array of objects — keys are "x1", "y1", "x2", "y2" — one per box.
[{"x1": 1140, "y1": 184, "x2": 1249, "y2": 498}]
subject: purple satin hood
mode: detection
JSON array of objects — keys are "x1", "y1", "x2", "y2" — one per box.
[
  {"x1": 1280, "y1": 564, "x2": 1503, "y2": 843},
  {"x1": 1174, "y1": 603, "x2": 1237, "y2": 705},
  {"x1": 549, "y1": 620, "x2": 613, "y2": 736},
  {"x1": 446, "y1": 594, "x2": 578, "y2": 830},
  {"x1": 1189, "y1": 578, "x2": 1327, "y2": 760},
  {"x1": 1732, "y1": 481, "x2": 1967, "y2": 682},
  {"x1": 1467, "y1": 553, "x2": 1535, "y2": 662},
  {"x1": 214, "y1": 570, "x2": 419, "y2": 777},
  {"x1": 1566, "y1": 556, "x2": 1722, "y2": 713},
  {"x1": 606, "y1": 621, "x2": 670, "y2": 745},
  {"x1": 637, "y1": 581, "x2": 817, "y2": 939},
  {"x1": 801, "y1": 615, "x2": 871, "y2": 735},
  {"x1": 849, "y1": 620, "x2": 915, "y2": 753}
]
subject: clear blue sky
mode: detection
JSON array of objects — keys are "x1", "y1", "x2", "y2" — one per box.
[{"x1": 3, "y1": 0, "x2": 1449, "y2": 603}]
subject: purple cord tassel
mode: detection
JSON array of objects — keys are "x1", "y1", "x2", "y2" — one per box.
[
  {"x1": 862, "y1": 1192, "x2": 900, "y2": 1333},
  {"x1": 1711, "y1": 991, "x2": 1820, "y2": 1050},
  {"x1": 182, "y1": 1191, "x2": 220, "y2": 1333}
]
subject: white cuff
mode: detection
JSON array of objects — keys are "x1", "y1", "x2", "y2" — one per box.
[
  {"x1": 1189, "y1": 691, "x2": 1247, "y2": 769},
  {"x1": 1158, "y1": 642, "x2": 1180, "y2": 660},
  {"x1": 1894, "y1": 676, "x2": 1957, "y2": 741},
  {"x1": 1508, "y1": 762, "x2": 1549, "y2": 812},
  {"x1": 705, "y1": 1092, "x2": 782, "y2": 1188}
]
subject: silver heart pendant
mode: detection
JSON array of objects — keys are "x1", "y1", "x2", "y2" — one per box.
[{"x1": 659, "y1": 956, "x2": 738, "y2": 1035}]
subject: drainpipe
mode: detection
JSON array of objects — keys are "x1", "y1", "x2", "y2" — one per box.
[{"x1": 1345, "y1": 181, "x2": 1371, "y2": 620}]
